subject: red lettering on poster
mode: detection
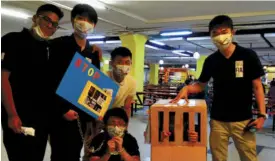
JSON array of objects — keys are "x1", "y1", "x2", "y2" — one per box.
[
  {"x1": 75, "y1": 58, "x2": 82, "y2": 67},
  {"x1": 82, "y1": 63, "x2": 88, "y2": 72}
]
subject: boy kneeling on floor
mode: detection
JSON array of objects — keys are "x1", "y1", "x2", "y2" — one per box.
[{"x1": 89, "y1": 108, "x2": 140, "y2": 161}]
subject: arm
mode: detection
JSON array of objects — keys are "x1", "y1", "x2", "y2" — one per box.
[
  {"x1": 186, "y1": 82, "x2": 207, "y2": 94},
  {"x1": 1, "y1": 33, "x2": 22, "y2": 133},
  {"x1": 90, "y1": 153, "x2": 111, "y2": 161},
  {"x1": 120, "y1": 149, "x2": 140, "y2": 161},
  {"x1": 124, "y1": 96, "x2": 134, "y2": 118},
  {"x1": 1, "y1": 71, "x2": 18, "y2": 118},
  {"x1": 253, "y1": 78, "x2": 266, "y2": 114},
  {"x1": 171, "y1": 57, "x2": 211, "y2": 103}
]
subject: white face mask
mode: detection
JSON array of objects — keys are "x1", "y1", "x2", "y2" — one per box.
[
  {"x1": 33, "y1": 25, "x2": 50, "y2": 39},
  {"x1": 211, "y1": 33, "x2": 233, "y2": 50},
  {"x1": 74, "y1": 19, "x2": 94, "y2": 39},
  {"x1": 107, "y1": 126, "x2": 126, "y2": 137}
]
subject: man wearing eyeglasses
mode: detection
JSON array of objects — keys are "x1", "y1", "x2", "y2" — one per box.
[{"x1": 1, "y1": 4, "x2": 64, "y2": 161}]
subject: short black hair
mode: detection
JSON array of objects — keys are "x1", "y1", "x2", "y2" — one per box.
[
  {"x1": 103, "y1": 108, "x2": 129, "y2": 125},
  {"x1": 71, "y1": 4, "x2": 98, "y2": 24},
  {"x1": 36, "y1": 4, "x2": 64, "y2": 19},
  {"x1": 209, "y1": 15, "x2": 233, "y2": 32},
  {"x1": 111, "y1": 47, "x2": 132, "y2": 60}
]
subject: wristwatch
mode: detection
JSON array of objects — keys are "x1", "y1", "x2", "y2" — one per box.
[{"x1": 258, "y1": 113, "x2": 268, "y2": 120}]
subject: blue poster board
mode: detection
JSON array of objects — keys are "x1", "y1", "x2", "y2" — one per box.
[{"x1": 56, "y1": 52, "x2": 119, "y2": 119}]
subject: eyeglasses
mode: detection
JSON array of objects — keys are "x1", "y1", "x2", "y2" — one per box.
[{"x1": 38, "y1": 15, "x2": 59, "y2": 29}]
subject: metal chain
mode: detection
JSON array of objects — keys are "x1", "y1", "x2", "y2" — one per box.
[{"x1": 77, "y1": 117, "x2": 104, "y2": 153}]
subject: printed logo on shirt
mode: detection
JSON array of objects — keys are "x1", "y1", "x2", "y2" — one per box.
[
  {"x1": 86, "y1": 57, "x2": 92, "y2": 63},
  {"x1": 1, "y1": 52, "x2": 5, "y2": 60},
  {"x1": 235, "y1": 60, "x2": 243, "y2": 78}
]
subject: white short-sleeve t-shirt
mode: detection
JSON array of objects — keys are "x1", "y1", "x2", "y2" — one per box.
[{"x1": 107, "y1": 71, "x2": 136, "y2": 108}]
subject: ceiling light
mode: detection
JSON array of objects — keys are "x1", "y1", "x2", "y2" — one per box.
[
  {"x1": 160, "y1": 67, "x2": 164, "y2": 70},
  {"x1": 159, "y1": 60, "x2": 164, "y2": 65},
  {"x1": 160, "y1": 30, "x2": 193, "y2": 36},
  {"x1": 187, "y1": 36, "x2": 211, "y2": 41},
  {"x1": 172, "y1": 50, "x2": 190, "y2": 56},
  {"x1": 182, "y1": 65, "x2": 185, "y2": 68},
  {"x1": 155, "y1": 37, "x2": 184, "y2": 41},
  {"x1": 144, "y1": 65, "x2": 149, "y2": 68},
  {"x1": 159, "y1": 56, "x2": 193, "y2": 59},
  {"x1": 89, "y1": 41, "x2": 104, "y2": 44},
  {"x1": 145, "y1": 44, "x2": 160, "y2": 50},
  {"x1": 149, "y1": 40, "x2": 165, "y2": 46},
  {"x1": 193, "y1": 52, "x2": 200, "y2": 59},
  {"x1": 87, "y1": 35, "x2": 106, "y2": 39},
  {"x1": 264, "y1": 33, "x2": 275, "y2": 37},
  {"x1": 1, "y1": 8, "x2": 31, "y2": 19},
  {"x1": 72, "y1": 0, "x2": 106, "y2": 10},
  {"x1": 106, "y1": 40, "x2": 121, "y2": 44},
  {"x1": 185, "y1": 64, "x2": 189, "y2": 68}
]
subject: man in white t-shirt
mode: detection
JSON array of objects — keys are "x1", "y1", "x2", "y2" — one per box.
[{"x1": 107, "y1": 47, "x2": 136, "y2": 118}]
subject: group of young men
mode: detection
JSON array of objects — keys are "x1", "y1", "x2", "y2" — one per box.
[
  {"x1": 2, "y1": 3, "x2": 136, "y2": 161},
  {"x1": 1, "y1": 2, "x2": 268, "y2": 161}
]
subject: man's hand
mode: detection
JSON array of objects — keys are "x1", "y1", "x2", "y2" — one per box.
[
  {"x1": 107, "y1": 140, "x2": 116, "y2": 153},
  {"x1": 188, "y1": 131, "x2": 198, "y2": 142},
  {"x1": 113, "y1": 136, "x2": 123, "y2": 152},
  {"x1": 8, "y1": 115, "x2": 22, "y2": 133},
  {"x1": 92, "y1": 45, "x2": 102, "y2": 59},
  {"x1": 248, "y1": 117, "x2": 265, "y2": 130},
  {"x1": 63, "y1": 110, "x2": 78, "y2": 121},
  {"x1": 170, "y1": 87, "x2": 189, "y2": 103}
]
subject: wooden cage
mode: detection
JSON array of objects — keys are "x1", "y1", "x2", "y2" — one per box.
[{"x1": 150, "y1": 99, "x2": 207, "y2": 161}]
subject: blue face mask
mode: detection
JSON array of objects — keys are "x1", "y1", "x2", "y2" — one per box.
[{"x1": 74, "y1": 19, "x2": 94, "y2": 39}]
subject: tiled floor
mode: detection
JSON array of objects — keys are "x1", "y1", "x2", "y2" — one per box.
[{"x1": 1, "y1": 108, "x2": 275, "y2": 161}]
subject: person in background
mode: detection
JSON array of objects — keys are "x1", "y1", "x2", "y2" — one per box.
[
  {"x1": 107, "y1": 47, "x2": 136, "y2": 118},
  {"x1": 171, "y1": 15, "x2": 266, "y2": 161},
  {"x1": 268, "y1": 81, "x2": 275, "y2": 106},
  {"x1": 1, "y1": 4, "x2": 64, "y2": 161},
  {"x1": 48, "y1": 4, "x2": 102, "y2": 161},
  {"x1": 89, "y1": 108, "x2": 140, "y2": 161}
]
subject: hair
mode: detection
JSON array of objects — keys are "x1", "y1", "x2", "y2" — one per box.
[
  {"x1": 111, "y1": 47, "x2": 132, "y2": 60},
  {"x1": 209, "y1": 15, "x2": 233, "y2": 32},
  {"x1": 185, "y1": 79, "x2": 191, "y2": 85},
  {"x1": 71, "y1": 4, "x2": 98, "y2": 24},
  {"x1": 271, "y1": 81, "x2": 275, "y2": 87},
  {"x1": 103, "y1": 108, "x2": 129, "y2": 125},
  {"x1": 36, "y1": 4, "x2": 64, "y2": 19}
]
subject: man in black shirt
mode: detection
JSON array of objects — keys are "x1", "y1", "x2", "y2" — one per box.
[
  {"x1": 89, "y1": 108, "x2": 140, "y2": 161},
  {"x1": 48, "y1": 4, "x2": 102, "y2": 161},
  {"x1": 172, "y1": 15, "x2": 266, "y2": 161},
  {"x1": 1, "y1": 4, "x2": 64, "y2": 161}
]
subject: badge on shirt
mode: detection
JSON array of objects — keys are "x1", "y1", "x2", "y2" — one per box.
[
  {"x1": 235, "y1": 60, "x2": 243, "y2": 78},
  {"x1": 1, "y1": 52, "x2": 5, "y2": 60},
  {"x1": 86, "y1": 57, "x2": 92, "y2": 63}
]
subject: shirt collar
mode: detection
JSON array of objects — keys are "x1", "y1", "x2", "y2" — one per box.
[{"x1": 70, "y1": 34, "x2": 90, "y2": 51}]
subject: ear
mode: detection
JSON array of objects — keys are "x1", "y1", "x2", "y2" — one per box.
[
  {"x1": 32, "y1": 15, "x2": 37, "y2": 23},
  {"x1": 109, "y1": 60, "x2": 114, "y2": 67},
  {"x1": 232, "y1": 29, "x2": 236, "y2": 35}
]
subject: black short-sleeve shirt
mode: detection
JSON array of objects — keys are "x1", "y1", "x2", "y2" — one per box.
[
  {"x1": 48, "y1": 34, "x2": 101, "y2": 121},
  {"x1": 1, "y1": 28, "x2": 49, "y2": 126},
  {"x1": 199, "y1": 43, "x2": 265, "y2": 122},
  {"x1": 89, "y1": 132, "x2": 140, "y2": 161}
]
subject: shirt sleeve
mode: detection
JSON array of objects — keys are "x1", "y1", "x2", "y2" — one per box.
[
  {"x1": 128, "y1": 79, "x2": 136, "y2": 97},
  {"x1": 125, "y1": 136, "x2": 140, "y2": 156},
  {"x1": 248, "y1": 50, "x2": 265, "y2": 80},
  {"x1": 198, "y1": 57, "x2": 212, "y2": 83},
  {"x1": 1, "y1": 33, "x2": 17, "y2": 72}
]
